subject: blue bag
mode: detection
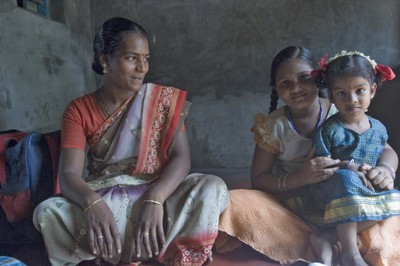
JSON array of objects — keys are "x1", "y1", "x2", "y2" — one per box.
[
  {"x1": 3, "y1": 132, "x2": 51, "y2": 202},
  {"x1": 0, "y1": 130, "x2": 60, "y2": 243}
]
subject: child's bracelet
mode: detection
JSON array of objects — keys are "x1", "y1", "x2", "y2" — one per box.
[
  {"x1": 83, "y1": 198, "x2": 103, "y2": 213},
  {"x1": 347, "y1": 159, "x2": 354, "y2": 169},
  {"x1": 143, "y1": 199, "x2": 163, "y2": 206},
  {"x1": 377, "y1": 161, "x2": 396, "y2": 180}
]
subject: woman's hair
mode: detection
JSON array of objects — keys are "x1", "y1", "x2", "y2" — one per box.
[
  {"x1": 92, "y1": 17, "x2": 149, "y2": 75},
  {"x1": 324, "y1": 55, "x2": 380, "y2": 90},
  {"x1": 268, "y1": 46, "x2": 318, "y2": 113}
]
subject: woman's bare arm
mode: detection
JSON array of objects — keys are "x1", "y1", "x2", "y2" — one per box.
[
  {"x1": 133, "y1": 130, "x2": 191, "y2": 259},
  {"x1": 59, "y1": 148, "x2": 121, "y2": 257},
  {"x1": 59, "y1": 148, "x2": 100, "y2": 208},
  {"x1": 251, "y1": 145, "x2": 339, "y2": 194},
  {"x1": 143, "y1": 130, "x2": 191, "y2": 202},
  {"x1": 366, "y1": 143, "x2": 398, "y2": 190}
]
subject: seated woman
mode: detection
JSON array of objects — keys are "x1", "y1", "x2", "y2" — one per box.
[
  {"x1": 33, "y1": 17, "x2": 228, "y2": 266},
  {"x1": 217, "y1": 46, "x2": 400, "y2": 266}
]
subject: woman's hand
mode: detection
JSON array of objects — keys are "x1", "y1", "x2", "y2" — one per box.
[
  {"x1": 301, "y1": 156, "x2": 340, "y2": 184},
  {"x1": 368, "y1": 143, "x2": 398, "y2": 190},
  {"x1": 128, "y1": 130, "x2": 189, "y2": 261},
  {"x1": 84, "y1": 198, "x2": 121, "y2": 258},
  {"x1": 360, "y1": 164, "x2": 395, "y2": 191},
  {"x1": 133, "y1": 201, "x2": 165, "y2": 260},
  {"x1": 59, "y1": 148, "x2": 122, "y2": 259},
  {"x1": 301, "y1": 149, "x2": 340, "y2": 185}
]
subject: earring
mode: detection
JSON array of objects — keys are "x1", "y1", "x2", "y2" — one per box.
[{"x1": 102, "y1": 65, "x2": 107, "y2": 74}]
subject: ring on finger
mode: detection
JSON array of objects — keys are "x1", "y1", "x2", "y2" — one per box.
[
  {"x1": 97, "y1": 235, "x2": 103, "y2": 240},
  {"x1": 143, "y1": 231, "x2": 149, "y2": 237}
]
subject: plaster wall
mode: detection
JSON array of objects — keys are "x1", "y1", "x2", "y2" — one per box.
[{"x1": 0, "y1": 1, "x2": 93, "y2": 132}]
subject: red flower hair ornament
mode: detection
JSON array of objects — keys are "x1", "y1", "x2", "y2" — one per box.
[
  {"x1": 311, "y1": 54, "x2": 328, "y2": 81},
  {"x1": 311, "y1": 50, "x2": 396, "y2": 83},
  {"x1": 375, "y1": 64, "x2": 396, "y2": 81}
]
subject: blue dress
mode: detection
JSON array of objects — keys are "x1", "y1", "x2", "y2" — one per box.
[{"x1": 279, "y1": 114, "x2": 400, "y2": 230}]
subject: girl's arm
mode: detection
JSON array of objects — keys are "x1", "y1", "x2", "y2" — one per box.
[
  {"x1": 250, "y1": 145, "x2": 340, "y2": 193},
  {"x1": 367, "y1": 143, "x2": 398, "y2": 190}
]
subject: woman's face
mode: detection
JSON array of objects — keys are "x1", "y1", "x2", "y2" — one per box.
[
  {"x1": 274, "y1": 58, "x2": 318, "y2": 110},
  {"x1": 105, "y1": 33, "x2": 150, "y2": 92}
]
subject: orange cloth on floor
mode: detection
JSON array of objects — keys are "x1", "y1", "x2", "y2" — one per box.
[
  {"x1": 217, "y1": 189, "x2": 317, "y2": 265},
  {"x1": 358, "y1": 217, "x2": 400, "y2": 266},
  {"x1": 217, "y1": 189, "x2": 400, "y2": 266}
]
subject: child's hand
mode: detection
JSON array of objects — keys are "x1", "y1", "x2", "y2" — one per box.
[
  {"x1": 358, "y1": 163, "x2": 372, "y2": 172},
  {"x1": 352, "y1": 163, "x2": 375, "y2": 191},
  {"x1": 357, "y1": 170, "x2": 375, "y2": 191}
]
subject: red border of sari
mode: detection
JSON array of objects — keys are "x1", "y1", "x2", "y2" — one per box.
[{"x1": 133, "y1": 84, "x2": 187, "y2": 175}]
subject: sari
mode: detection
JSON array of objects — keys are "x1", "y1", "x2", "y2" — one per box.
[{"x1": 33, "y1": 83, "x2": 229, "y2": 266}]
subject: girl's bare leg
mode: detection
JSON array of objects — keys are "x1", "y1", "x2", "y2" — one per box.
[
  {"x1": 336, "y1": 222, "x2": 368, "y2": 266},
  {"x1": 310, "y1": 233, "x2": 333, "y2": 266},
  {"x1": 357, "y1": 220, "x2": 377, "y2": 232}
]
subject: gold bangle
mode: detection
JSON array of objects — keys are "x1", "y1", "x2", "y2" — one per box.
[
  {"x1": 143, "y1": 199, "x2": 163, "y2": 206},
  {"x1": 83, "y1": 198, "x2": 103, "y2": 213}
]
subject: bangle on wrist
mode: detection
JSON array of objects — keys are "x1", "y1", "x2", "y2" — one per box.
[
  {"x1": 83, "y1": 198, "x2": 103, "y2": 213},
  {"x1": 143, "y1": 199, "x2": 163, "y2": 206},
  {"x1": 282, "y1": 172, "x2": 289, "y2": 192},
  {"x1": 378, "y1": 161, "x2": 396, "y2": 180},
  {"x1": 347, "y1": 159, "x2": 354, "y2": 170},
  {"x1": 277, "y1": 172, "x2": 289, "y2": 192}
]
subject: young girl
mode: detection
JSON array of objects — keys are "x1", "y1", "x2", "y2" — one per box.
[{"x1": 307, "y1": 51, "x2": 400, "y2": 266}]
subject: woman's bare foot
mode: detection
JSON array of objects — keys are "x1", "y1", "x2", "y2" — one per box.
[
  {"x1": 341, "y1": 253, "x2": 369, "y2": 266},
  {"x1": 310, "y1": 234, "x2": 333, "y2": 266}
]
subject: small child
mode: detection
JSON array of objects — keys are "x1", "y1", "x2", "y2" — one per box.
[{"x1": 311, "y1": 51, "x2": 399, "y2": 266}]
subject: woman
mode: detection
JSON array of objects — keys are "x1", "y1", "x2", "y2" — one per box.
[
  {"x1": 33, "y1": 17, "x2": 228, "y2": 266},
  {"x1": 217, "y1": 46, "x2": 399, "y2": 265}
]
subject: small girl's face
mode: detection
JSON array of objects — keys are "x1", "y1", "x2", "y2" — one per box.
[
  {"x1": 330, "y1": 75, "x2": 376, "y2": 118},
  {"x1": 275, "y1": 58, "x2": 318, "y2": 110}
]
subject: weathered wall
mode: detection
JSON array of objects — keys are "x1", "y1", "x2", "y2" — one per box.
[
  {"x1": 0, "y1": 0, "x2": 93, "y2": 132},
  {"x1": 1, "y1": 0, "x2": 399, "y2": 169}
]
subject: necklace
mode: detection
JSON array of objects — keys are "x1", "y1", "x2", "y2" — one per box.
[
  {"x1": 288, "y1": 100, "x2": 323, "y2": 136},
  {"x1": 100, "y1": 88, "x2": 111, "y2": 117}
]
